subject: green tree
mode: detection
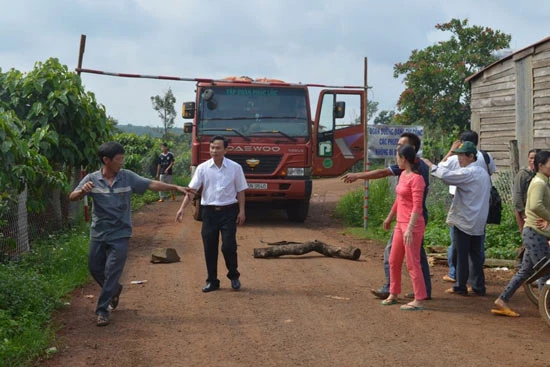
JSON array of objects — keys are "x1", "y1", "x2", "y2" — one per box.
[
  {"x1": 151, "y1": 87, "x2": 176, "y2": 137},
  {"x1": 355, "y1": 99, "x2": 379, "y2": 123},
  {"x1": 373, "y1": 110, "x2": 395, "y2": 125},
  {"x1": 0, "y1": 59, "x2": 113, "y2": 171},
  {"x1": 393, "y1": 18, "x2": 511, "y2": 132},
  {"x1": 0, "y1": 110, "x2": 65, "y2": 216},
  {"x1": 0, "y1": 59, "x2": 113, "y2": 225}
]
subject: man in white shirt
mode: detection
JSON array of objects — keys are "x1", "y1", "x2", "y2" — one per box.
[
  {"x1": 176, "y1": 136, "x2": 248, "y2": 292},
  {"x1": 423, "y1": 141, "x2": 491, "y2": 295},
  {"x1": 438, "y1": 130, "x2": 496, "y2": 283}
]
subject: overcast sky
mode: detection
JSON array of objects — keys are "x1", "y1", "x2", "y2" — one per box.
[{"x1": 2, "y1": 0, "x2": 549, "y2": 128}]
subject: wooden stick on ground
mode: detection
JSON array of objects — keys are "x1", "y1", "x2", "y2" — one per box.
[{"x1": 253, "y1": 240, "x2": 361, "y2": 261}]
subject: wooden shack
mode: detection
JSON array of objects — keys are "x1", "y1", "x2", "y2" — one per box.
[{"x1": 467, "y1": 36, "x2": 550, "y2": 171}]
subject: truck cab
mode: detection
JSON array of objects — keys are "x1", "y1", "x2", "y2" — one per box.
[{"x1": 183, "y1": 78, "x2": 365, "y2": 222}]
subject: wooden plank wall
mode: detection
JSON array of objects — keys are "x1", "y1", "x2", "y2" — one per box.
[
  {"x1": 470, "y1": 59, "x2": 516, "y2": 168},
  {"x1": 470, "y1": 39, "x2": 550, "y2": 170},
  {"x1": 533, "y1": 41, "x2": 550, "y2": 149}
]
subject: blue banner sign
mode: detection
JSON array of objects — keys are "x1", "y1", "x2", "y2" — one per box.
[{"x1": 367, "y1": 125, "x2": 424, "y2": 158}]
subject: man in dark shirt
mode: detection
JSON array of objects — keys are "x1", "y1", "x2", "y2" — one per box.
[{"x1": 156, "y1": 142, "x2": 176, "y2": 202}]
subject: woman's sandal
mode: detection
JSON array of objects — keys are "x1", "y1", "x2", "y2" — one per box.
[
  {"x1": 381, "y1": 298, "x2": 398, "y2": 306},
  {"x1": 400, "y1": 303, "x2": 424, "y2": 311},
  {"x1": 96, "y1": 314, "x2": 110, "y2": 327}
]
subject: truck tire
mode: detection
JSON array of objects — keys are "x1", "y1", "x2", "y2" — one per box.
[
  {"x1": 192, "y1": 199, "x2": 202, "y2": 221},
  {"x1": 539, "y1": 284, "x2": 550, "y2": 328},
  {"x1": 286, "y1": 199, "x2": 309, "y2": 222}
]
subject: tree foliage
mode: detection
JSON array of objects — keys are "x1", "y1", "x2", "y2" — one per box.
[
  {"x1": 151, "y1": 88, "x2": 176, "y2": 137},
  {"x1": 373, "y1": 110, "x2": 395, "y2": 125},
  {"x1": 0, "y1": 58, "x2": 114, "y2": 171},
  {"x1": 393, "y1": 18, "x2": 511, "y2": 132},
  {"x1": 0, "y1": 58, "x2": 114, "y2": 217},
  {"x1": 0, "y1": 110, "x2": 65, "y2": 216}
]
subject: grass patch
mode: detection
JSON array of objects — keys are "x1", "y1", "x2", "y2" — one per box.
[
  {"x1": 0, "y1": 226, "x2": 90, "y2": 366},
  {"x1": 335, "y1": 176, "x2": 521, "y2": 260}
]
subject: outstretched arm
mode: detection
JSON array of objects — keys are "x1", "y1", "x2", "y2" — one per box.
[
  {"x1": 149, "y1": 180, "x2": 192, "y2": 195},
  {"x1": 341, "y1": 168, "x2": 392, "y2": 183}
]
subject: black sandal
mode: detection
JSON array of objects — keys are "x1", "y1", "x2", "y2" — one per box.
[
  {"x1": 109, "y1": 285, "x2": 123, "y2": 311},
  {"x1": 96, "y1": 314, "x2": 110, "y2": 327}
]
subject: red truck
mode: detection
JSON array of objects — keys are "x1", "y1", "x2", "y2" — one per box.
[{"x1": 182, "y1": 76, "x2": 365, "y2": 222}]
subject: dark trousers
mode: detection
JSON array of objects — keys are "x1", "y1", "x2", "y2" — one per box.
[
  {"x1": 452, "y1": 226, "x2": 485, "y2": 294},
  {"x1": 88, "y1": 237, "x2": 128, "y2": 316},
  {"x1": 201, "y1": 204, "x2": 240, "y2": 284}
]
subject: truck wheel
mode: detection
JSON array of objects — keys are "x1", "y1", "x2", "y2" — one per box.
[
  {"x1": 192, "y1": 199, "x2": 202, "y2": 221},
  {"x1": 539, "y1": 284, "x2": 550, "y2": 328},
  {"x1": 286, "y1": 200, "x2": 309, "y2": 222}
]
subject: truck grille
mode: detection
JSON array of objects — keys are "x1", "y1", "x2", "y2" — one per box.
[{"x1": 227, "y1": 154, "x2": 282, "y2": 174}]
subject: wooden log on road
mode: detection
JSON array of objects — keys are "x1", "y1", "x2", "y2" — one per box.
[{"x1": 253, "y1": 240, "x2": 361, "y2": 260}]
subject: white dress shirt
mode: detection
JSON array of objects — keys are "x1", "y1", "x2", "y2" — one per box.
[{"x1": 189, "y1": 157, "x2": 248, "y2": 206}]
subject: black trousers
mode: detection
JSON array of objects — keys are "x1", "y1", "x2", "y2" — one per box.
[
  {"x1": 452, "y1": 226, "x2": 485, "y2": 294},
  {"x1": 201, "y1": 204, "x2": 240, "y2": 283}
]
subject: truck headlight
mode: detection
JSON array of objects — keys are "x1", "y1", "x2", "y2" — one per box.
[{"x1": 287, "y1": 168, "x2": 305, "y2": 176}]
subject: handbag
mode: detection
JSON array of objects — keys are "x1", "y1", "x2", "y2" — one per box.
[{"x1": 481, "y1": 150, "x2": 502, "y2": 225}]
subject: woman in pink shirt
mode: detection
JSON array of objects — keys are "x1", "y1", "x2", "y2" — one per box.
[{"x1": 381, "y1": 144, "x2": 427, "y2": 311}]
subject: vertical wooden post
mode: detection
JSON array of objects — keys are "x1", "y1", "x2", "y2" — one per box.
[
  {"x1": 77, "y1": 34, "x2": 86, "y2": 75},
  {"x1": 509, "y1": 140, "x2": 519, "y2": 173},
  {"x1": 363, "y1": 57, "x2": 369, "y2": 230},
  {"x1": 76, "y1": 34, "x2": 90, "y2": 222}
]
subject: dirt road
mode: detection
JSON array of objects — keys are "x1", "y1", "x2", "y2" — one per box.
[{"x1": 42, "y1": 178, "x2": 549, "y2": 367}]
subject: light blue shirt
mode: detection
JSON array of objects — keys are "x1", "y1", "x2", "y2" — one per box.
[
  {"x1": 189, "y1": 157, "x2": 248, "y2": 206},
  {"x1": 431, "y1": 163, "x2": 490, "y2": 236}
]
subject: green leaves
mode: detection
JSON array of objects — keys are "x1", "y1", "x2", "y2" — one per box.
[
  {"x1": 394, "y1": 18, "x2": 511, "y2": 138},
  {"x1": 0, "y1": 57, "x2": 116, "y2": 216},
  {"x1": 151, "y1": 87, "x2": 177, "y2": 137}
]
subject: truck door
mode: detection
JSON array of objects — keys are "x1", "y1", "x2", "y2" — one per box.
[{"x1": 312, "y1": 90, "x2": 365, "y2": 176}]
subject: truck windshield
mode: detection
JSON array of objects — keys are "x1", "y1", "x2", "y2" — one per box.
[{"x1": 197, "y1": 86, "x2": 309, "y2": 138}]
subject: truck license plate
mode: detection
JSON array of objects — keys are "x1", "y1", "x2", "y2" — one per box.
[{"x1": 248, "y1": 183, "x2": 268, "y2": 189}]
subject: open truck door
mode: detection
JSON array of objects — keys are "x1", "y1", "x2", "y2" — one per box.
[{"x1": 313, "y1": 90, "x2": 365, "y2": 176}]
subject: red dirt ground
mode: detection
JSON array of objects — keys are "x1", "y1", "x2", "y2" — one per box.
[{"x1": 41, "y1": 177, "x2": 550, "y2": 367}]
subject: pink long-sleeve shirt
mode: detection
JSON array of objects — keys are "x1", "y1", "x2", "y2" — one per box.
[{"x1": 391, "y1": 172, "x2": 426, "y2": 224}]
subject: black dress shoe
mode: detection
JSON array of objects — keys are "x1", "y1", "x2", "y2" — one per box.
[
  {"x1": 370, "y1": 289, "x2": 389, "y2": 299},
  {"x1": 202, "y1": 282, "x2": 220, "y2": 292},
  {"x1": 231, "y1": 279, "x2": 241, "y2": 290}
]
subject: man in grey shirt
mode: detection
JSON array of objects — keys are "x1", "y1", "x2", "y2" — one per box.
[{"x1": 70, "y1": 141, "x2": 191, "y2": 326}]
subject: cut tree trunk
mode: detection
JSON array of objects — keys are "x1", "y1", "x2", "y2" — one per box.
[{"x1": 253, "y1": 240, "x2": 361, "y2": 261}]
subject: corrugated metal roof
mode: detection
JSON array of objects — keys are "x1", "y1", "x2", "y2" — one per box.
[{"x1": 465, "y1": 35, "x2": 550, "y2": 84}]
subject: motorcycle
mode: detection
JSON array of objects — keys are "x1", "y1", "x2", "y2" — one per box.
[
  {"x1": 522, "y1": 256, "x2": 550, "y2": 327},
  {"x1": 540, "y1": 277, "x2": 550, "y2": 327}
]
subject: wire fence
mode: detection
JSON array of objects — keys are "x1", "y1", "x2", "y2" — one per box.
[{"x1": 0, "y1": 171, "x2": 83, "y2": 262}]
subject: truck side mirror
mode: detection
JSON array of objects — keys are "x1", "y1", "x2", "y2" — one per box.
[
  {"x1": 333, "y1": 101, "x2": 345, "y2": 119},
  {"x1": 182, "y1": 102, "x2": 195, "y2": 119},
  {"x1": 183, "y1": 122, "x2": 193, "y2": 133}
]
